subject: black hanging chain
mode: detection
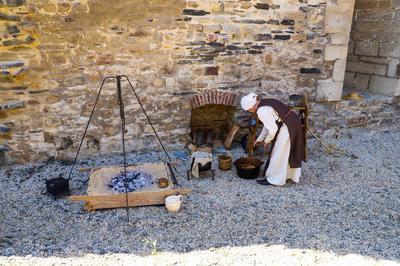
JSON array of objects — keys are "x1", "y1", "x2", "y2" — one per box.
[
  {"x1": 116, "y1": 76, "x2": 130, "y2": 222},
  {"x1": 122, "y1": 75, "x2": 180, "y2": 181}
]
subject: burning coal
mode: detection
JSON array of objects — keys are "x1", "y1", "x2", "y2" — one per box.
[{"x1": 108, "y1": 171, "x2": 154, "y2": 193}]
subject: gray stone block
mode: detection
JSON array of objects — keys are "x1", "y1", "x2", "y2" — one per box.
[
  {"x1": 379, "y1": 43, "x2": 400, "y2": 57},
  {"x1": 354, "y1": 74, "x2": 370, "y2": 90},
  {"x1": 388, "y1": 58, "x2": 400, "y2": 77},
  {"x1": 359, "y1": 56, "x2": 388, "y2": 64},
  {"x1": 355, "y1": 20, "x2": 393, "y2": 32},
  {"x1": 355, "y1": 0, "x2": 378, "y2": 9},
  {"x1": 346, "y1": 61, "x2": 387, "y2": 76},
  {"x1": 325, "y1": 45, "x2": 348, "y2": 61},
  {"x1": 0, "y1": 100, "x2": 24, "y2": 110},
  {"x1": 333, "y1": 59, "x2": 347, "y2": 82},
  {"x1": 331, "y1": 32, "x2": 350, "y2": 45},
  {"x1": 356, "y1": 9, "x2": 394, "y2": 20},
  {"x1": 355, "y1": 41, "x2": 379, "y2": 56},
  {"x1": 316, "y1": 79, "x2": 343, "y2": 102},
  {"x1": 348, "y1": 41, "x2": 354, "y2": 54},
  {"x1": 395, "y1": 9, "x2": 400, "y2": 24},
  {"x1": 369, "y1": 75, "x2": 400, "y2": 96},
  {"x1": 352, "y1": 31, "x2": 400, "y2": 42},
  {"x1": 344, "y1": 72, "x2": 355, "y2": 89},
  {"x1": 347, "y1": 54, "x2": 359, "y2": 61},
  {"x1": 325, "y1": 0, "x2": 354, "y2": 34}
]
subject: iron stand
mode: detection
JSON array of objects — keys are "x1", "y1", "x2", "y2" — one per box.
[{"x1": 66, "y1": 75, "x2": 180, "y2": 222}]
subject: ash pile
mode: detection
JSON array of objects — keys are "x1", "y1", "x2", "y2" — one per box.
[{"x1": 108, "y1": 171, "x2": 154, "y2": 193}]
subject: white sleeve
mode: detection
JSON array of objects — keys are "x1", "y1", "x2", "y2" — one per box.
[
  {"x1": 256, "y1": 107, "x2": 278, "y2": 144},
  {"x1": 256, "y1": 127, "x2": 269, "y2": 142}
]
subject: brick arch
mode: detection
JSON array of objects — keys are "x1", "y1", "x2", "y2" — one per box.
[{"x1": 189, "y1": 90, "x2": 237, "y2": 109}]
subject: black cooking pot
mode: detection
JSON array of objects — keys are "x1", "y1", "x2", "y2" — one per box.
[
  {"x1": 234, "y1": 157, "x2": 263, "y2": 179},
  {"x1": 45, "y1": 175, "x2": 70, "y2": 198},
  {"x1": 198, "y1": 161, "x2": 211, "y2": 172}
]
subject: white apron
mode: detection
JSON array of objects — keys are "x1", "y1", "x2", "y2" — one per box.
[{"x1": 256, "y1": 106, "x2": 301, "y2": 186}]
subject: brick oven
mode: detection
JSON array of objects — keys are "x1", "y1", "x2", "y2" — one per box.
[{"x1": 189, "y1": 90, "x2": 237, "y2": 147}]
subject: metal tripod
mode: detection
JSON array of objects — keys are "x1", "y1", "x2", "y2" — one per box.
[{"x1": 66, "y1": 75, "x2": 179, "y2": 222}]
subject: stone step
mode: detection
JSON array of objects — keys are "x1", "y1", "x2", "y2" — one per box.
[{"x1": 0, "y1": 100, "x2": 24, "y2": 110}]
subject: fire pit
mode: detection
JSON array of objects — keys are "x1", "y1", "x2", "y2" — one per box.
[
  {"x1": 69, "y1": 163, "x2": 191, "y2": 211},
  {"x1": 108, "y1": 171, "x2": 154, "y2": 193}
]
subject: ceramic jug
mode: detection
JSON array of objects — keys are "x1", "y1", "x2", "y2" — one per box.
[{"x1": 165, "y1": 195, "x2": 183, "y2": 213}]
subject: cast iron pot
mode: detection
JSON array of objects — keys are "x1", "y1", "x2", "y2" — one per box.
[
  {"x1": 45, "y1": 175, "x2": 70, "y2": 198},
  {"x1": 199, "y1": 161, "x2": 212, "y2": 172},
  {"x1": 234, "y1": 157, "x2": 263, "y2": 179}
]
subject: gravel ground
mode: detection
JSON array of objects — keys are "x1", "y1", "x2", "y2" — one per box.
[{"x1": 0, "y1": 127, "x2": 399, "y2": 265}]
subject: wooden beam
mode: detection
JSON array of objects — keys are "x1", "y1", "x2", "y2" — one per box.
[{"x1": 69, "y1": 188, "x2": 192, "y2": 211}]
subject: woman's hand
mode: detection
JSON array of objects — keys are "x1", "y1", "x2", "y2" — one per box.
[
  {"x1": 254, "y1": 141, "x2": 263, "y2": 147},
  {"x1": 264, "y1": 142, "x2": 270, "y2": 150}
]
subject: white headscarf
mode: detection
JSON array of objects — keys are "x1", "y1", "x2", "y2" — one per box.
[{"x1": 240, "y1": 92, "x2": 258, "y2": 111}]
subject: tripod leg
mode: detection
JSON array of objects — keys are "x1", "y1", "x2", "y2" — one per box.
[{"x1": 68, "y1": 77, "x2": 113, "y2": 184}]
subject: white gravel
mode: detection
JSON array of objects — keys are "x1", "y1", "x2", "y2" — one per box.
[{"x1": 0, "y1": 127, "x2": 399, "y2": 265}]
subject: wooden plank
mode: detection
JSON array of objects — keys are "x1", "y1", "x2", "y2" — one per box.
[
  {"x1": 69, "y1": 188, "x2": 192, "y2": 211},
  {"x1": 223, "y1": 125, "x2": 240, "y2": 150}
]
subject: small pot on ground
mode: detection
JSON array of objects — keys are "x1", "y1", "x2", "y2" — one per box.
[
  {"x1": 234, "y1": 157, "x2": 263, "y2": 179},
  {"x1": 218, "y1": 154, "x2": 232, "y2": 171}
]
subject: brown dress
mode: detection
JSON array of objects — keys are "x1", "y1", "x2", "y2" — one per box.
[{"x1": 258, "y1": 99, "x2": 305, "y2": 168}]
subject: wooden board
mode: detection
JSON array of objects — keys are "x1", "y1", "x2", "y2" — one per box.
[
  {"x1": 223, "y1": 125, "x2": 240, "y2": 149},
  {"x1": 69, "y1": 163, "x2": 191, "y2": 211},
  {"x1": 70, "y1": 189, "x2": 192, "y2": 211}
]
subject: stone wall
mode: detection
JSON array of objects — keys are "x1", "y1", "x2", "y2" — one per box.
[
  {"x1": 345, "y1": 0, "x2": 400, "y2": 96},
  {"x1": 0, "y1": 0, "x2": 357, "y2": 165}
]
